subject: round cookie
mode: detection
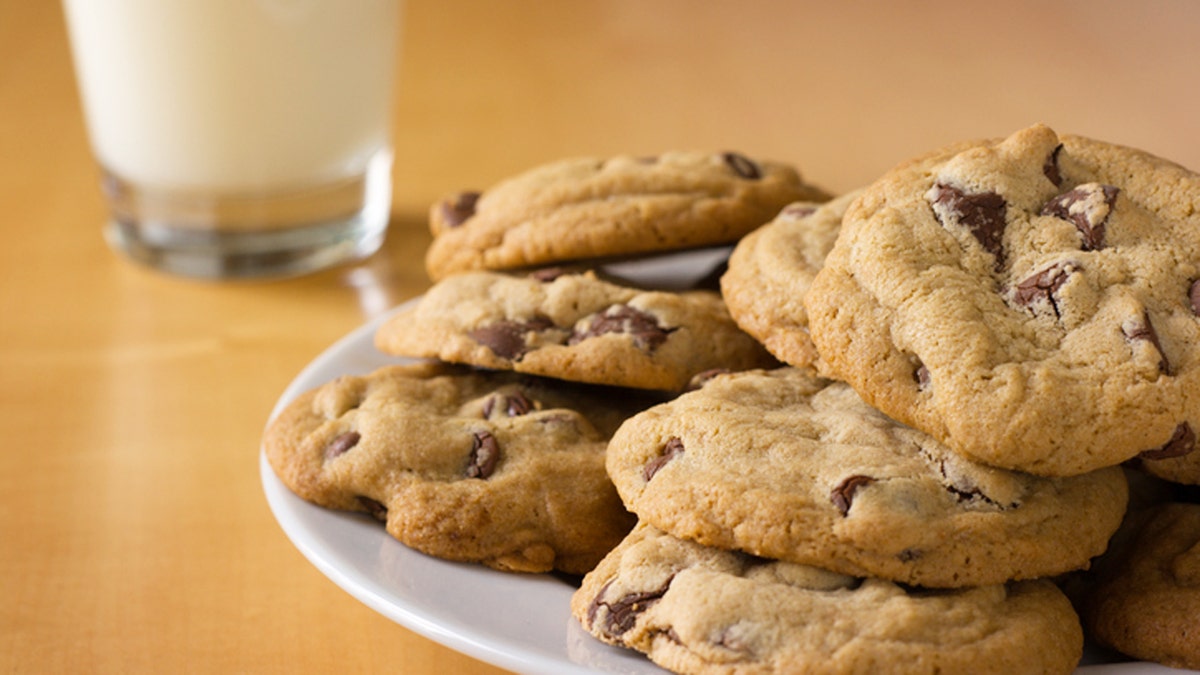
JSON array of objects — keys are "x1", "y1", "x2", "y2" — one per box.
[
  {"x1": 1083, "y1": 502, "x2": 1200, "y2": 670},
  {"x1": 805, "y1": 123, "x2": 1200, "y2": 476},
  {"x1": 374, "y1": 269, "x2": 777, "y2": 391},
  {"x1": 605, "y1": 368, "x2": 1128, "y2": 587},
  {"x1": 572, "y1": 521, "x2": 1084, "y2": 675},
  {"x1": 721, "y1": 190, "x2": 862, "y2": 368},
  {"x1": 424, "y1": 151, "x2": 830, "y2": 280},
  {"x1": 262, "y1": 361, "x2": 650, "y2": 574}
]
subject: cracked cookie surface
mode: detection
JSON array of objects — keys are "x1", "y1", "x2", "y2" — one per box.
[
  {"x1": 805, "y1": 124, "x2": 1200, "y2": 476},
  {"x1": 571, "y1": 521, "x2": 1083, "y2": 675},
  {"x1": 374, "y1": 269, "x2": 776, "y2": 391},
  {"x1": 605, "y1": 368, "x2": 1128, "y2": 587},
  {"x1": 424, "y1": 151, "x2": 829, "y2": 280},
  {"x1": 263, "y1": 361, "x2": 651, "y2": 574}
]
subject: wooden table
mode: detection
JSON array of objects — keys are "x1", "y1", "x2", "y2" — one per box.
[{"x1": 3, "y1": 1, "x2": 1198, "y2": 672}]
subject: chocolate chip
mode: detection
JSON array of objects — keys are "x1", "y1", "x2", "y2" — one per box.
[
  {"x1": 782, "y1": 204, "x2": 818, "y2": 219},
  {"x1": 1040, "y1": 183, "x2": 1119, "y2": 251},
  {"x1": 482, "y1": 391, "x2": 534, "y2": 419},
  {"x1": 1190, "y1": 279, "x2": 1200, "y2": 317},
  {"x1": 1013, "y1": 262, "x2": 1078, "y2": 317},
  {"x1": 324, "y1": 431, "x2": 361, "y2": 461},
  {"x1": 465, "y1": 431, "x2": 500, "y2": 479},
  {"x1": 722, "y1": 152, "x2": 761, "y2": 180},
  {"x1": 569, "y1": 305, "x2": 675, "y2": 352},
  {"x1": 928, "y1": 183, "x2": 1008, "y2": 269},
  {"x1": 897, "y1": 548, "x2": 922, "y2": 562},
  {"x1": 643, "y1": 437, "x2": 685, "y2": 481},
  {"x1": 1139, "y1": 423, "x2": 1195, "y2": 461},
  {"x1": 831, "y1": 475, "x2": 876, "y2": 516},
  {"x1": 1122, "y1": 311, "x2": 1170, "y2": 375},
  {"x1": 469, "y1": 322, "x2": 530, "y2": 360},
  {"x1": 1043, "y1": 144, "x2": 1064, "y2": 186},
  {"x1": 685, "y1": 368, "x2": 730, "y2": 392},
  {"x1": 588, "y1": 579, "x2": 672, "y2": 639},
  {"x1": 945, "y1": 479, "x2": 987, "y2": 504},
  {"x1": 913, "y1": 361, "x2": 931, "y2": 391},
  {"x1": 440, "y1": 191, "x2": 480, "y2": 227},
  {"x1": 356, "y1": 496, "x2": 388, "y2": 522},
  {"x1": 934, "y1": 458, "x2": 1010, "y2": 508},
  {"x1": 468, "y1": 315, "x2": 556, "y2": 361},
  {"x1": 528, "y1": 267, "x2": 568, "y2": 282},
  {"x1": 586, "y1": 581, "x2": 611, "y2": 627}
]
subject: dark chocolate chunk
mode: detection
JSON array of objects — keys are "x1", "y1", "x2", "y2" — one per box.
[
  {"x1": 1139, "y1": 423, "x2": 1195, "y2": 461},
  {"x1": 831, "y1": 475, "x2": 876, "y2": 516},
  {"x1": 1189, "y1": 279, "x2": 1200, "y2": 317},
  {"x1": 465, "y1": 431, "x2": 500, "y2": 479},
  {"x1": 1013, "y1": 262, "x2": 1078, "y2": 317},
  {"x1": 482, "y1": 391, "x2": 534, "y2": 419},
  {"x1": 722, "y1": 152, "x2": 762, "y2": 180},
  {"x1": 569, "y1": 305, "x2": 676, "y2": 352},
  {"x1": 440, "y1": 191, "x2": 480, "y2": 227},
  {"x1": 1043, "y1": 144, "x2": 1064, "y2": 186},
  {"x1": 589, "y1": 579, "x2": 672, "y2": 639},
  {"x1": 943, "y1": 479, "x2": 982, "y2": 504},
  {"x1": 928, "y1": 183, "x2": 1008, "y2": 269},
  {"x1": 1040, "y1": 183, "x2": 1119, "y2": 251},
  {"x1": 468, "y1": 315, "x2": 556, "y2": 360},
  {"x1": 1122, "y1": 311, "x2": 1170, "y2": 375},
  {"x1": 324, "y1": 431, "x2": 361, "y2": 461},
  {"x1": 643, "y1": 437, "x2": 685, "y2": 481},
  {"x1": 356, "y1": 496, "x2": 388, "y2": 522},
  {"x1": 913, "y1": 361, "x2": 931, "y2": 391}
]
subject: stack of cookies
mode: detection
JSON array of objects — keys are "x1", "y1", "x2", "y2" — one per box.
[
  {"x1": 265, "y1": 131, "x2": 1200, "y2": 672},
  {"x1": 264, "y1": 151, "x2": 820, "y2": 575}
]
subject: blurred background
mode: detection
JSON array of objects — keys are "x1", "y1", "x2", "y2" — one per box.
[
  {"x1": 3, "y1": 1, "x2": 1199, "y2": 673},
  {"x1": 384, "y1": 0, "x2": 1200, "y2": 200}
]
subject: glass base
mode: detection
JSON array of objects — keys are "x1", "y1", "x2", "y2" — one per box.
[{"x1": 101, "y1": 150, "x2": 392, "y2": 280}]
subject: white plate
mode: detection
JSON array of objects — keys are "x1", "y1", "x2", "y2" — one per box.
[{"x1": 261, "y1": 258, "x2": 1191, "y2": 675}]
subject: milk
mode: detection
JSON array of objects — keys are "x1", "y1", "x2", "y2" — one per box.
[{"x1": 62, "y1": 0, "x2": 399, "y2": 193}]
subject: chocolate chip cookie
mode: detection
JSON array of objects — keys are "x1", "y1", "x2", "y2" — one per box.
[
  {"x1": 1082, "y1": 502, "x2": 1200, "y2": 670},
  {"x1": 805, "y1": 124, "x2": 1200, "y2": 476},
  {"x1": 721, "y1": 190, "x2": 862, "y2": 368},
  {"x1": 424, "y1": 151, "x2": 830, "y2": 280},
  {"x1": 263, "y1": 361, "x2": 650, "y2": 574},
  {"x1": 572, "y1": 521, "x2": 1084, "y2": 675},
  {"x1": 605, "y1": 368, "x2": 1128, "y2": 587},
  {"x1": 374, "y1": 269, "x2": 777, "y2": 391}
]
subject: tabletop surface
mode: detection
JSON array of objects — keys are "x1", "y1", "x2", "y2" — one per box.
[{"x1": 3, "y1": 1, "x2": 1199, "y2": 673}]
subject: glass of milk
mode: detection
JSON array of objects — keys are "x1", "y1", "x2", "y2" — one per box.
[{"x1": 61, "y1": 0, "x2": 400, "y2": 279}]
